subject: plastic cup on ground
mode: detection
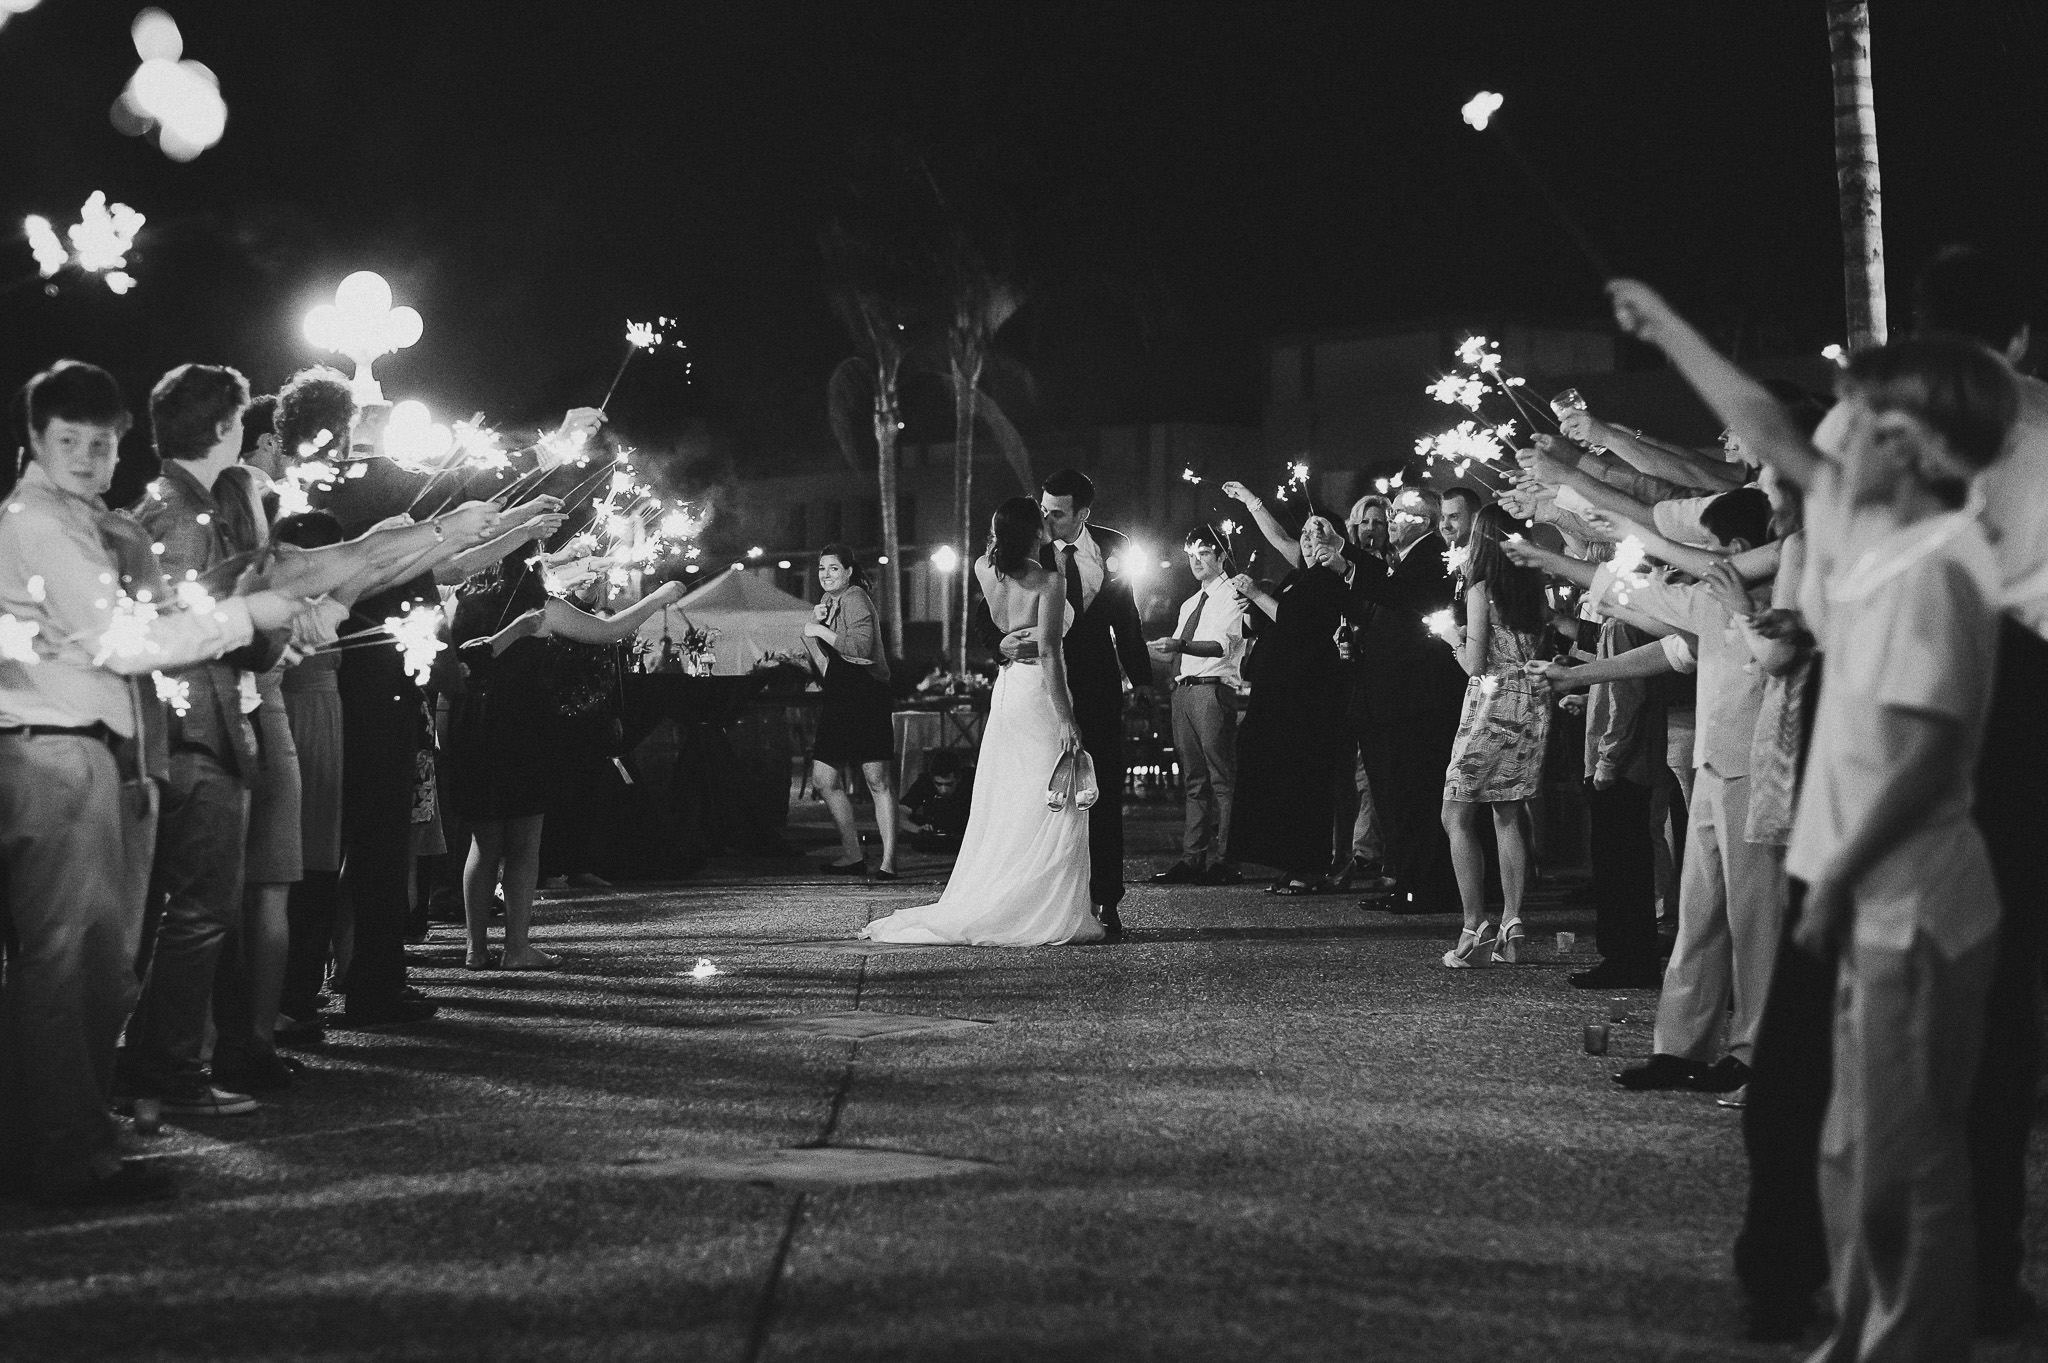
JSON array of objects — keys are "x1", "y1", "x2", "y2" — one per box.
[
  {"x1": 1555, "y1": 931, "x2": 1576, "y2": 958},
  {"x1": 1583, "y1": 1022, "x2": 1609, "y2": 1055},
  {"x1": 132, "y1": 1098, "x2": 162, "y2": 1136},
  {"x1": 1609, "y1": 998, "x2": 1627, "y2": 1023}
]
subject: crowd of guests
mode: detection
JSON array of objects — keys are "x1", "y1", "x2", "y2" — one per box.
[
  {"x1": 1148, "y1": 246, "x2": 2042, "y2": 1354},
  {"x1": 0, "y1": 358, "x2": 677, "y2": 1206}
]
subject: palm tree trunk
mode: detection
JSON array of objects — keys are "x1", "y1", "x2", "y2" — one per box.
[
  {"x1": 951, "y1": 360, "x2": 979, "y2": 675},
  {"x1": 873, "y1": 388, "x2": 904, "y2": 658},
  {"x1": 1827, "y1": 0, "x2": 1885, "y2": 347}
]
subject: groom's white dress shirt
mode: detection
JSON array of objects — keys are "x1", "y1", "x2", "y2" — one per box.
[{"x1": 1053, "y1": 528, "x2": 1105, "y2": 615}]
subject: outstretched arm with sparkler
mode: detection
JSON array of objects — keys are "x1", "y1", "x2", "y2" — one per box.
[
  {"x1": 1606, "y1": 280, "x2": 1825, "y2": 490},
  {"x1": 1219, "y1": 481, "x2": 1303, "y2": 568},
  {"x1": 1559, "y1": 410, "x2": 1748, "y2": 494},
  {"x1": 533, "y1": 579, "x2": 686, "y2": 645},
  {"x1": 434, "y1": 504, "x2": 566, "y2": 584},
  {"x1": 264, "y1": 500, "x2": 503, "y2": 600},
  {"x1": 1525, "y1": 639, "x2": 1681, "y2": 693}
]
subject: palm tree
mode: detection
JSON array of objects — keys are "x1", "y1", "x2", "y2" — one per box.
[
  {"x1": 1826, "y1": 0, "x2": 1886, "y2": 346},
  {"x1": 826, "y1": 284, "x2": 912, "y2": 656}
]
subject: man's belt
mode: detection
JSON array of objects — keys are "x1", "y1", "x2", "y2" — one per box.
[
  {"x1": 1173, "y1": 675, "x2": 1229, "y2": 688},
  {"x1": 0, "y1": 722, "x2": 119, "y2": 746}
]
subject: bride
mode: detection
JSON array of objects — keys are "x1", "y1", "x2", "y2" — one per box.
[{"x1": 862, "y1": 498, "x2": 1105, "y2": 946}]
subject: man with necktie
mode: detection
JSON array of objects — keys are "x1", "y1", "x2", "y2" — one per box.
[{"x1": 1148, "y1": 525, "x2": 1247, "y2": 886}]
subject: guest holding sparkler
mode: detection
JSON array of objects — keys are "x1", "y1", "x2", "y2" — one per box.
[
  {"x1": 1217, "y1": 481, "x2": 1350, "y2": 895},
  {"x1": 1437, "y1": 503, "x2": 1553, "y2": 967},
  {"x1": 802, "y1": 544, "x2": 900, "y2": 880},
  {"x1": 0, "y1": 361, "x2": 308, "y2": 1204},
  {"x1": 450, "y1": 552, "x2": 683, "y2": 970}
]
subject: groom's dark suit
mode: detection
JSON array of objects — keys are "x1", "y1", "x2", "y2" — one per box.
[{"x1": 973, "y1": 524, "x2": 1151, "y2": 913}]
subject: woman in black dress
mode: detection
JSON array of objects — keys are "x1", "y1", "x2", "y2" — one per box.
[
  {"x1": 802, "y1": 543, "x2": 900, "y2": 879},
  {"x1": 451, "y1": 553, "x2": 683, "y2": 969},
  {"x1": 1219, "y1": 482, "x2": 1352, "y2": 894}
]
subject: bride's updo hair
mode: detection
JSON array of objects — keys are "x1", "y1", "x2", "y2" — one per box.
[{"x1": 986, "y1": 497, "x2": 1044, "y2": 580}]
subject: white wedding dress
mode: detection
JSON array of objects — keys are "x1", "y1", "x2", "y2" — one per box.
[{"x1": 861, "y1": 601, "x2": 1101, "y2": 947}]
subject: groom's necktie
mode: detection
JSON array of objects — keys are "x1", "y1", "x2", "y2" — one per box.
[
  {"x1": 1062, "y1": 543, "x2": 1084, "y2": 614},
  {"x1": 1176, "y1": 590, "x2": 1206, "y2": 644}
]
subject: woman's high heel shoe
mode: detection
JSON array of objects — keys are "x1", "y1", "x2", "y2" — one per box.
[
  {"x1": 1441, "y1": 924, "x2": 1497, "y2": 969},
  {"x1": 1493, "y1": 917, "x2": 1525, "y2": 964}
]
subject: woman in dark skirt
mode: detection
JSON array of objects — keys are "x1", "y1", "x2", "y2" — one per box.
[
  {"x1": 450, "y1": 551, "x2": 682, "y2": 969},
  {"x1": 1219, "y1": 482, "x2": 1352, "y2": 894},
  {"x1": 802, "y1": 543, "x2": 900, "y2": 879}
]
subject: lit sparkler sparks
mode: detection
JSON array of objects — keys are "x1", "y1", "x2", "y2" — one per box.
[
  {"x1": 1180, "y1": 467, "x2": 1204, "y2": 485},
  {"x1": 152, "y1": 671, "x2": 191, "y2": 716},
  {"x1": 600, "y1": 315, "x2": 684, "y2": 411},
  {"x1": 0, "y1": 613, "x2": 40, "y2": 664},
  {"x1": 384, "y1": 603, "x2": 445, "y2": 684},
  {"x1": 1424, "y1": 608, "x2": 1460, "y2": 645},
  {"x1": 23, "y1": 192, "x2": 146, "y2": 293},
  {"x1": 94, "y1": 596, "x2": 161, "y2": 666},
  {"x1": 1605, "y1": 534, "x2": 1654, "y2": 605},
  {"x1": 1460, "y1": 90, "x2": 1504, "y2": 132},
  {"x1": 685, "y1": 957, "x2": 723, "y2": 981}
]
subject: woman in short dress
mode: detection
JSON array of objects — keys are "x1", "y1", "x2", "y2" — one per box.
[
  {"x1": 1439, "y1": 502, "x2": 1553, "y2": 967},
  {"x1": 450, "y1": 551, "x2": 682, "y2": 970},
  {"x1": 802, "y1": 543, "x2": 900, "y2": 880}
]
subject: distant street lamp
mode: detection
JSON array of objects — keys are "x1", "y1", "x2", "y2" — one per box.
[
  {"x1": 929, "y1": 544, "x2": 959, "y2": 574},
  {"x1": 930, "y1": 544, "x2": 960, "y2": 658},
  {"x1": 302, "y1": 271, "x2": 422, "y2": 403}
]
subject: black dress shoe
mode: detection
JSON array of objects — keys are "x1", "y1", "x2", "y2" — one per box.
[
  {"x1": 341, "y1": 995, "x2": 438, "y2": 1027},
  {"x1": 1613, "y1": 1053, "x2": 1709, "y2": 1090},
  {"x1": 1149, "y1": 861, "x2": 1200, "y2": 885},
  {"x1": 1694, "y1": 1055, "x2": 1752, "y2": 1093},
  {"x1": 1097, "y1": 905, "x2": 1125, "y2": 942}
]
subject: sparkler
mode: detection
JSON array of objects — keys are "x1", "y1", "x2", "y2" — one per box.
[
  {"x1": 0, "y1": 613, "x2": 40, "y2": 664},
  {"x1": 1604, "y1": 534, "x2": 1655, "y2": 606},
  {"x1": 599, "y1": 316, "x2": 683, "y2": 412},
  {"x1": 151, "y1": 671, "x2": 191, "y2": 716},
  {"x1": 1180, "y1": 467, "x2": 1203, "y2": 486},
  {"x1": 384, "y1": 603, "x2": 445, "y2": 685},
  {"x1": 22, "y1": 192, "x2": 145, "y2": 294},
  {"x1": 1424, "y1": 608, "x2": 1460, "y2": 646},
  {"x1": 94, "y1": 596, "x2": 161, "y2": 666},
  {"x1": 1458, "y1": 90, "x2": 1614, "y2": 282}
]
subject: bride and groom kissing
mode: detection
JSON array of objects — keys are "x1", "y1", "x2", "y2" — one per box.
[{"x1": 862, "y1": 469, "x2": 1154, "y2": 947}]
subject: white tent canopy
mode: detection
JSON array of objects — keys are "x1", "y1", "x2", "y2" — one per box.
[{"x1": 636, "y1": 566, "x2": 813, "y2": 675}]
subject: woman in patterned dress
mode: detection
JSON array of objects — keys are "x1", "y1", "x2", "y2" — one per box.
[{"x1": 1440, "y1": 502, "x2": 1553, "y2": 967}]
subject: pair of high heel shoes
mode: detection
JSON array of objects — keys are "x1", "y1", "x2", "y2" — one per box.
[
  {"x1": 1047, "y1": 749, "x2": 1100, "y2": 811},
  {"x1": 1441, "y1": 917, "x2": 1524, "y2": 968}
]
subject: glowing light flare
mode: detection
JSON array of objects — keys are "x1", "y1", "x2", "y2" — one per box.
[
  {"x1": 1180, "y1": 467, "x2": 1203, "y2": 485},
  {"x1": 930, "y1": 545, "x2": 960, "y2": 574},
  {"x1": 384, "y1": 604, "x2": 445, "y2": 685},
  {"x1": 1461, "y1": 90, "x2": 1504, "y2": 132},
  {"x1": 382, "y1": 399, "x2": 454, "y2": 471},
  {"x1": 1821, "y1": 344, "x2": 1847, "y2": 367},
  {"x1": 686, "y1": 957, "x2": 723, "y2": 981},
  {"x1": 1288, "y1": 461, "x2": 1311, "y2": 486},
  {"x1": 0, "y1": 613, "x2": 41, "y2": 665},
  {"x1": 1427, "y1": 375, "x2": 1487, "y2": 411},
  {"x1": 302, "y1": 271, "x2": 423, "y2": 403},
  {"x1": 1424, "y1": 608, "x2": 1460, "y2": 645},
  {"x1": 117, "y1": 12, "x2": 227, "y2": 162},
  {"x1": 1606, "y1": 534, "x2": 1655, "y2": 605},
  {"x1": 172, "y1": 581, "x2": 218, "y2": 615},
  {"x1": 451, "y1": 419, "x2": 511, "y2": 471},
  {"x1": 745, "y1": 546, "x2": 764, "y2": 560}
]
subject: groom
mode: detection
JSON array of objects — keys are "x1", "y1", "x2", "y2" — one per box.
[{"x1": 973, "y1": 468, "x2": 1152, "y2": 940}]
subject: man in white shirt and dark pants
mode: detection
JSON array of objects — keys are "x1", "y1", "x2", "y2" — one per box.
[{"x1": 1148, "y1": 526, "x2": 1247, "y2": 886}]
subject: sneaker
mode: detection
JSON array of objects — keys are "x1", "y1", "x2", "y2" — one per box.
[
  {"x1": 1149, "y1": 861, "x2": 1200, "y2": 885},
  {"x1": 40, "y1": 1160, "x2": 178, "y2": 1207},
  {"x1": 213, "y1": 1052, "x2": 302, "y2": 1094},
  {"x1": 1613, "y1": 1054, "x2": 1708, "y2": 1091},
  {"x1": 158, "y1": 1085, "x2": 259, "y2": 1117}
]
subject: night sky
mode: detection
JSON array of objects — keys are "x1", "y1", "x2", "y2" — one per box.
[{"x1": 4, "y1": 1, "x2": 2046, "y2": 480}]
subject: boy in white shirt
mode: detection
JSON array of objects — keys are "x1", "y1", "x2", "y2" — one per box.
[
  {"x1": 1148, "y1": 526, "x2": 1248, "y2": 886},
  {"x1": 1609, "y1": 278, "x2": 2019, "y2": 1363}
]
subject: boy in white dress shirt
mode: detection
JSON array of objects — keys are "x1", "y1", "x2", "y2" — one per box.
[{"x1": 1148, "y1": 526, "x2": 1247, "y2": 886}]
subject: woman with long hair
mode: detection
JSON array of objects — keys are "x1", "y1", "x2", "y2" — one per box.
[
  {"x1": 1440, "y1": 500, "x2": 1553, "y2": 967},
  {"x1": 862, "y1": 498, "x2": 1102, "y2": 945},
  {"x1": 801, "y1": 543, "x2": 900, "y2": 879}
]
